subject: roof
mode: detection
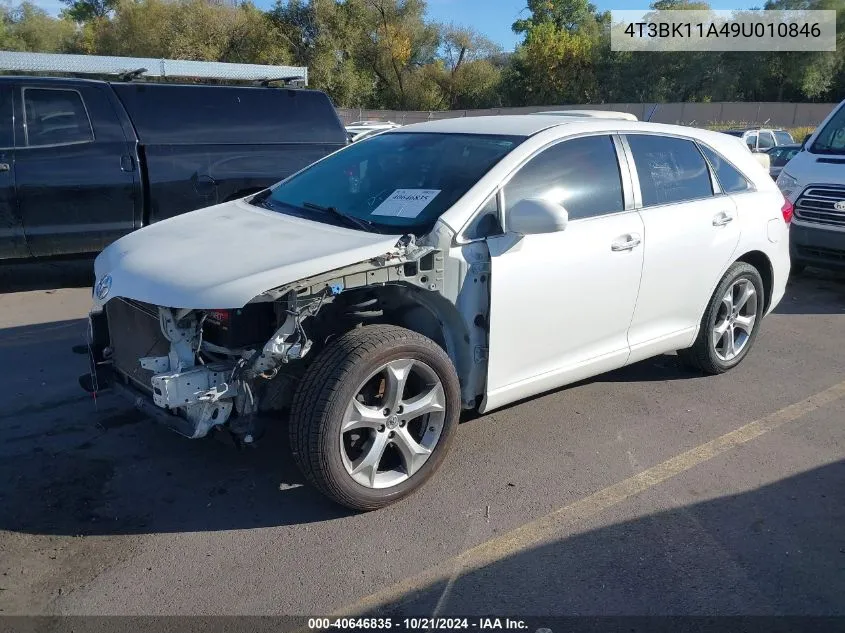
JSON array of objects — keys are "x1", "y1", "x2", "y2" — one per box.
[
  {"x1": 391, "y1": 115, "x2": 578, "y2": 136},
  {"x1": 533, "y1": 110, "x2": 639, "y2": 121}
]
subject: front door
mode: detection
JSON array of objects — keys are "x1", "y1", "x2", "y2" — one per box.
[
  {"x1": 483, "y1": 135, "x2": 644, "y2": 413},
  {"x1": 16, "y1": 83, "x2": 137, "y2": 257}
]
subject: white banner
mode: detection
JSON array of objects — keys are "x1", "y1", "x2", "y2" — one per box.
[{"x1": 611, "y1": 10, "x2": 837, "y2": 52}]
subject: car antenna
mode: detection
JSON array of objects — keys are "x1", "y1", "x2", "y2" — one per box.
[{"x1": 645, "y1": 104, "x2": 659, "y2": 122}]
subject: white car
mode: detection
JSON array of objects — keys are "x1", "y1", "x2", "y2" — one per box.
[{"x1": 85, "y1": 116, "x2": 791, "y2": 510}]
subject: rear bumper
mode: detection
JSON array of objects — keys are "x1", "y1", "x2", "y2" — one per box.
[{"x1": 790, "y1": 222, "x2": 845, "y2": 270}]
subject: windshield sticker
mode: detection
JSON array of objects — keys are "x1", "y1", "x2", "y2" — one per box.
[{"x1": 371, "y1": 189, "x2": 441, "y2": 218}]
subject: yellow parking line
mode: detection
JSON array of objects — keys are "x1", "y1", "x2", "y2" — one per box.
[{"x1": 334, "y1": 379, "x2": 845, "y2": 617}]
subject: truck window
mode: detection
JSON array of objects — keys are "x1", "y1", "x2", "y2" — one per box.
[
  {"x1": 23, "y1": 88, "x2": 93, "y2": 147},
  {"x1": 810, "y1": 105, "x2": 845, "y2": 154}
]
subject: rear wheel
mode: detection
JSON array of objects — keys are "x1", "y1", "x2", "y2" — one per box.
[
  {"x1": 289, "y1": 325, "x2": 460, "y2": 511},
  {"x1": 678, "y1": 262, "x2": 765, "y2": 375}
]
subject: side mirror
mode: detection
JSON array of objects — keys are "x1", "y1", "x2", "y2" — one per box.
[{"x1": 508, "y1": 198, "x2": 569, "y2": 235}]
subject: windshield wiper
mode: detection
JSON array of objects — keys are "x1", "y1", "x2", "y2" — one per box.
[{"x1": 302, "y1": 202, "x2": 377, "y2": 233}]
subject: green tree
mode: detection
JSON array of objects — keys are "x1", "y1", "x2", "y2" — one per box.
[
  {"x1": 0, "y1": 2, "x2": 78, "y2": 52},
  {"x1": 428, "y1": 24, "x2": 502, "y2": 109},
  {"x1": 60, "y1": 0, "x2": 116, "y2": 22}
]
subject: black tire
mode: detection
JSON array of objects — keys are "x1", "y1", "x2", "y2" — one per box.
[
  {"x1": 289, "y1": 325, "x2": 460, "y2": 511},
  {"x1": 678, "y1": 262, "x2": 765, "y2": 375}
]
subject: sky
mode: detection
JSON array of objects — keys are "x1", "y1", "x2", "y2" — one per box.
[{"x1": 33, "y1": 0, "x2": 762, "y2": 52}]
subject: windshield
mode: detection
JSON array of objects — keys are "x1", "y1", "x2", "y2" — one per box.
[
  {"x1": 771, "y1": 147, "x2": 799, "y2": 167},
  {"x1": 774, "y1": 131, "x2": 795, "y2": 145},
  {"x1": 257, "y1": 132, "x2": 524, "y2": 233},
  {"x1": 722, "y1": 131, "x2": 744, "y2": 137},
  {"x1": 811, "y1": 105, "x2": 845, "y2": 154}
]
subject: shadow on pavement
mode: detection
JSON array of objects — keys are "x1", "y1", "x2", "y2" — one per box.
[
  {"x1": 775, "y1": 268, "x2": 845, "y2": 316},
  {"x1": 366, "y1": 460, "x2": 845, "y2": 616},
  {"x1": 0, "y1": 406, "x2": 352, "y2": 535},
  {"x1": 0, "y1": 257, "x2": 95, "y2": 293}
]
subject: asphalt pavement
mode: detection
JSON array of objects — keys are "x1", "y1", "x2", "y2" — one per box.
[{"x1": 1, "y1": 263, "x2": 844, "y2": 620}]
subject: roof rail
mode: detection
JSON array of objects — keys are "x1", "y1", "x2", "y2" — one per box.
[{"x1": 0, "y1": 51, "x2": 308, "y2": 85}]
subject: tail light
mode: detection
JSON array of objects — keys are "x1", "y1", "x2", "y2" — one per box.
[
  {"x1": 206, "y1": 309, "x2": 230, "y2": 325},
  {"x1": 781, "y1": 198, "x2": 794, "y2": 224}
]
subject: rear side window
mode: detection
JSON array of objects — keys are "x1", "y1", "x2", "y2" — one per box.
[
  {"x1": 112, "y1": 84, "x2": 346, "y2": 145},
  {"x1": 745, "y1": 134, "x2": 757, "y2": 150},
  {"x1": 504, "y1": 135, "x2": 624, "y2": 221},
  {"x1": 627, "y1": 135, "x2": 713, "y2": 206},
  {"x1": 698, "y1": 144, "x2": 751, "y2": 193},
  {"x1": 23, "y1": 88, "x2": 93, "y2": 147}
]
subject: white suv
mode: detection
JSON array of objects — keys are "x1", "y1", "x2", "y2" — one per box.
[{"x1": 85, "y1": 116, "x2": 791, "y2": 510}]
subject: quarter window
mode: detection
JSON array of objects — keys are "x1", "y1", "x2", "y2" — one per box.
[
  {"x1": 503, "y1": 135, "x2": 624, "y2": 221},
  {"x1": 698, "y1": 144, "x2": 751, "y2": 193},
  {"x1": 23, "y1": 89, "x2": 93, "y2": 147},
  {"x1": 745, "y1": 134, "x2": 757, "y2": 151},
  {"x1": 627, "y1": 135, "x2": 714, "y2": 206}
]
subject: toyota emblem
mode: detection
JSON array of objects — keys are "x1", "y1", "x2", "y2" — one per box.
[
  {"x1": 94, "y1": 274, "x2": 112, "y2": 300},
  {"x1": 834, "y1": 200, "x2": 845, "y2": 211}
]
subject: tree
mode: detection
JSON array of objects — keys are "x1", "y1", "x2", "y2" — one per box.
[
  {"x1": 513, "y1": 0, "x2": 601, "y2": 35},
  {"x1": 0, "y1": 2, "x2": 78, "y2": 52},
  {"x1": 428, "y1": 24, "x2": 502, "y2": 109},
  {"x1": 352, "y1": 0, "x2": 441, "y2": 109},
  {"x1": 60, "y1": 0, "x2": 116, "y2": 22},
  {"x1": 268, "y1": 0, "x2": 374, "y2": 108}
]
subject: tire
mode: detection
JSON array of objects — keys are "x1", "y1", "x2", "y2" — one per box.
[
  {"x1": 678, "y1": 262, "x2": 765, "y2": 375},
  {"x1": 289, "y1": 325, "x2": 460, "y2": 511}
]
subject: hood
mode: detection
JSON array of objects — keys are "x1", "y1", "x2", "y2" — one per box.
[{"x1": 93, "y1": 199, "x2": 403, "y2": 309}]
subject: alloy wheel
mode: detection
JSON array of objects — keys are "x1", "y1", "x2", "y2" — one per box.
[{"x1": 340, "y1": 358, "x2": 446, "y2": 489}]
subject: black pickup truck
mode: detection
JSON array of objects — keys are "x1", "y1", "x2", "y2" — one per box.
[{"x1": 0, "y1": 76, "x2": 347, "y2": 260}]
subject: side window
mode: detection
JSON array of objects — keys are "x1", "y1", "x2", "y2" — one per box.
[
  {"x1": 627, "y1": 135, "x2": 714, "y2": 206},
  {"x1": 758, "y1": 132, "x2": 775, "y2": 150},
  {"x1": 504, "y1": 135, "x2": 624, "y2": 221},
  {"x1": 698, "y1": 144, "x2": 751, "y2": 193},
  {"x1": 745, "y1": 134, "x2": 757, "y2": 151},
  {"x1": 23, "y1": 88, "x2": 93, "y2": 147},
  {"x1": 464, "y1": 194, "x2": 503, "y2": 240}
]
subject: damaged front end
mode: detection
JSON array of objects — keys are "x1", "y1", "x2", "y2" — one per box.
[{"x1": 82, "y1": 235, "x2": 450, "y2": 444}]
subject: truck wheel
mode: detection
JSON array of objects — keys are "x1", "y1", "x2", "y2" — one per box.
[
  {"x1": 678, "y1": 262, "x2": 765, "y2": 375},
  {"x1": 289, "y1": 325, "x2": 460, "y2": 511}
]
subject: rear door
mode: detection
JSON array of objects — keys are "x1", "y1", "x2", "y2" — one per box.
[
  {"x1": 483, "y1": 134, "x2": 644, "y2": 412},
  {"x1": 16, "y1": 82, "x2": 137, "y2": 257},
  {"x1": 0, "y1": 82, "x2": 25, "y2": 259},
  {"x1": 624, "y1": 134, "x2": 741, "y2": 364}
]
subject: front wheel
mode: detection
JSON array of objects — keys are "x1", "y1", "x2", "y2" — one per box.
[
  {"x1": 289, "y1": 325, "x2": 460, "y2": 511},
  {"x1": 678, "y1": 262, "x2": 765, "y2": 375}
]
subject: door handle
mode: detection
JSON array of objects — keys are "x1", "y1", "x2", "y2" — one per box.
[
  {"x1": 611, "y1": 234, "x2": 642, "y2": 251},
  {"x1": 0, "y1": 163, "x2": 9, "y2": 172},
  {"x1": 713, "y1": 211, "x2": 734, "y2": 226}
]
